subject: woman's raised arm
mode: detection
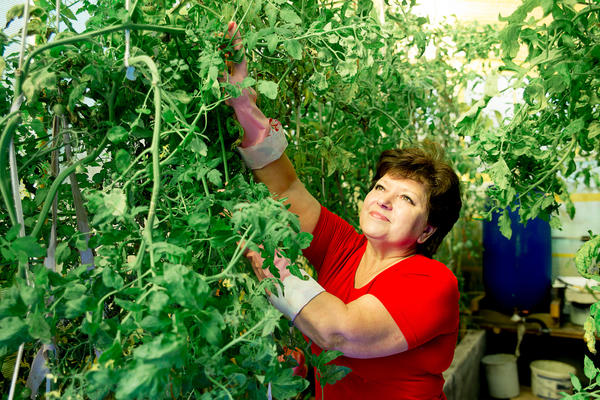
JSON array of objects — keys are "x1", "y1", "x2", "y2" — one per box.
[{"x1": 225, "y1": 22, "x2": 320, "y2": 233}]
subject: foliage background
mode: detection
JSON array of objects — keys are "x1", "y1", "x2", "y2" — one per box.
[{"x1": 1, "y1": 0, "x2": 598, "y2": 398}]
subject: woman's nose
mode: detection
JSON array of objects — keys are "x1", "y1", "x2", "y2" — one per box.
[{"x1": 377, "y1": 197, "x2": 392, "y2": 210}]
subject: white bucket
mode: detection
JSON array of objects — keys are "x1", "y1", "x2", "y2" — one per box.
[
  {"x1": 530, "y1": 360, "x2": 576, "y2": 399},
  {"x1": 482, "y1": 354, "x2": 520, "y2": 398}
]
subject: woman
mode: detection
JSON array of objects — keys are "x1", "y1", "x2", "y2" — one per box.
[{"x1": 225, "y1": 22, "x2": 462, "y2": 400}]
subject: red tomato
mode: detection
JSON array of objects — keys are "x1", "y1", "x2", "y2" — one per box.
[{"x1": 278, "y1": 346, "x2": 308, "y2": 378}]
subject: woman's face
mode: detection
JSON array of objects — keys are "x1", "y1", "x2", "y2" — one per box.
[{"x1": 359, "y1": 174, "x2": 436, "y2": 252}]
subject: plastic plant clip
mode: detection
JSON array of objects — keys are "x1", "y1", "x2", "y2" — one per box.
[
  {"x1": 126, "y1": 65, "x2": 137, "y2": 81},
  {"x1": 124, "y1": 0, "x2": 135, "y2": 80}
]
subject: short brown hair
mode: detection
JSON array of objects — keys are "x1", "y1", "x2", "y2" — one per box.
[{"x1": 371, "y1": 145, "x2": 462, "y2": 257}]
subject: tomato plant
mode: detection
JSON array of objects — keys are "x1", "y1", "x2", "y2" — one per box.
[
  {"x1": 0, "y1": 0, "x2": 502, "y2": 398},
  {"x1": 457, "y1": 1, "x2": 600, "y2": 398}
]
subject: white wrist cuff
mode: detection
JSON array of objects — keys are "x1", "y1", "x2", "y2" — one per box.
[
  {"x1": 268, "y1": 270, "x2": 325, "y2": 322},
  {"x1": 237, "y1": 127, "x2": 288, "y2": 169}
]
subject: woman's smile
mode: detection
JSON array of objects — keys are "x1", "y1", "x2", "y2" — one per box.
[{"x1": 369, "y1": 210, "x2": 390, "y2": 222}]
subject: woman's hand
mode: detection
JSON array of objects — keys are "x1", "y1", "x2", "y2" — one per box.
[
  {"x1": 223, "y1": 21, "x2": 257, "y2": 105},
  {"x1": 222, "y1": 21, "x2": 270, "y2": 148},
  {"x1": 244, "y1": 247, "x2": 292, "y2": 283}
]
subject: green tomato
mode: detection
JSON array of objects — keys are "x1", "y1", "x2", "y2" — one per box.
[{"x1": 53, "y1": 104, "x2": 66, "y2": 116}]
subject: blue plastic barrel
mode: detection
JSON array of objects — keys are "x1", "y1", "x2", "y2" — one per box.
[{"x1": 483, "y1": 208, "x2": 552, "y2": 313}]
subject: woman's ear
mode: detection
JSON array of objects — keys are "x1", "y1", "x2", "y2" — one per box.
[{"x1": 417, "y1": 225, "x2": 437, "y2": 244}]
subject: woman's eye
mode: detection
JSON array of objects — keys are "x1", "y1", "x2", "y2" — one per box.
[
  {"x1": 375, "y1": 184, "x2": 384, "y2": 191},
  {"x1": 401, "y1": 195, "x2": 414, "y2": 204}
]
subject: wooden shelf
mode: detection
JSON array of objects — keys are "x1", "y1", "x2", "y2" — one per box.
[
  {"x1": 510, "y1": 386, "x2": 538, "y2": 400},
  {"x1": 473, "y1": 309, "x2": 584, "y2": 340}
]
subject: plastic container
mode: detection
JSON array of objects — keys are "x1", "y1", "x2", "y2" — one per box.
[
  {"x1": 483, "y1": 208, "x2": 552, "y2": 313},
  {"x1": 482, "y1": 354, "x2": 520, "y2": 398},
  {"x1": 530, "y1": 360, "x2": 576, "y2": 399}
]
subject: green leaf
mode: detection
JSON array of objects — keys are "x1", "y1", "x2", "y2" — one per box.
[
  {"x1": 588, "y1": 121, "x2": 600, "y2": 139},
  {"x1": 257, "y1": 80, "x2": 278, "y2": 100},
  {"x1": 11, "y1": 236, "x2": 45, "y2": 258},
  {"x1": 115, "y1": 149, "x2": 131, "y2": 173},
  {"x1": 68, "y1": 83, "x2": 86, "y2": 111},
  {"x1": 266, "y1": 33, "x2": 279, "y2": 53},
  {"x1": 488, "y1": 158, "x2": 511, "y2": 190},
  {"x1": 564, "y1": 118, "x2": 585, "y2": 136},
  {"x1": 187, "y1": 213, "x2": 210, "y2": 232},
  {"x1": 140, "y1": 315, "x2": 170, "y2": 332},
  {"x1": 571, "y1": 373, "x2": 582, "y2": 392},
  {"x1": 499, "y1": 24, "x2": 521, "y2": 59},
  {"x1": 317, "y1": 349, "x2": 344, "y2": 367},
  {"x1": 575, "y1": 235, "x2": 600, "y2": 278},
  {"x1": 55, "y1": 242, "x2": 71, "y2": 264},
  {"x1": 102, "y1": 267, "x2": 124, "y2": 289},
  {"x1": 284, "y1": 39, "x2": 303, "y2": 60},
  {"x1": 336, "y1": 59, "x2": 358, "y2": 79},
  {"x1": 0, "y1": 57, "x2": 6, "y2": 78},
  {"x1": 0, "y1": 317, "x2": 29, "y2": 348},
  {"x1": 26, "y1": 311, "x2": 52, "y2": 343},
  {"x1": 75, "y1": 236, "x2": 90, "y2": 252},
  {"x1": 5, "y1": 4, "x2": 24, "y2": 28},
  {"x1": 64, "y1": 294, "x2": 93, "y2": 318},
  {"x1": 19, "y1": 285, "x2": 41, "y2": 307},
  {"x1": 264, "y1": 3, "x2": 278, "y2": 24},
  {"x1": 163, "y1": 109, "x2": 176, "y2": 123},
  {"x1": 158, "y1": 264, "x2": 209, "y2": 309},
  {"x1": 22, "y1": 66, "x2": 56, "y2": 104},
  {"x1": 135, "y1": 107, "x2": 151, "y2": 115},
  {"x1": 280, "y1": 8, "x2": 302, "y2": 25},
  {"x1": 198, "y1": 307, "x2": 225, "y2": 346},
  {"x1": 107, "y1": 126, "x2": 128, "y2": 144},
  {"x1": 309, "y1": 72, "x2": 328, "y2": 93},
  {"x1": 270, "y1": 369, "x2": 308, "y2": 398},
  {"x1": 114, "y1": 297, "x2": 144, "y2": 312},
  {"x1": 498, "y1": 209, "x2": 513, "y2": 240},
  {"x1": 190, "y1": 138, "x2": 208, "y2": 157},
  {"x1": 98, "y1": 339, "x2": 122, "y2": 365},
  {"x1": 483, "y1": 72, "x2": 499, "y2": 99},
  {"x1": 297, "y1": 232, "x2": 313, "y2": 249},
  {"x1": 523, "y1": 83, "x2": 545, "y2": 108},
  {"x1": 148, "y1": 291, "x2": 170, "y2": 313},
  {"x1": 170, "y1": 90, "x2": 192, "y2": 104},
  {"x1": 207, "y1": 169, "x2": 222, "y2": 187},
  {"x1": 152, "y1": 242, "x2": 188, "y2": 259},
  {"x1": 104, "y1": 189, "x2": 127, "y2": 217},
  {"x1": 319, "y1": 364, "x2": 352, "y2": 386},
  {"x1": 540, "y1": 0, "x2": 553, "y2": 16},
  {"x1": 584, "y1": 355, "x2": 597, "y2": 380},
  {"x1": 241, "y1": 76, "x2": 256, "y2": 88},
  {"x1": 499, "y1": 0, "x2": 538, "y2": 24}
]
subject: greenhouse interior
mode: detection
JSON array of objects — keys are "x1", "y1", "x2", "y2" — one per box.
[{"x1": 1, "y1": 0, "x2": 599, "y2": 399}]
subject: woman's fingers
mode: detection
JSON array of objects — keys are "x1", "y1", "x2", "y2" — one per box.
[
  {"x1": 222, "y1": 21, "x2": 257, "y2": 104},
  {"x1": 226, "y1": 21, "x2": 246, "y2": 80},
  {"x1": 227, "y1": 21, "x2": 243, "y2": 52}
]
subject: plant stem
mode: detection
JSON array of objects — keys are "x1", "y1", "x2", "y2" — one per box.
[
  {"x1": 211, "y1": 313, "x2": 271, "y2": 360},
  {"x1": 122, "y1": 103, "x2": 212, "y2": 190},
  {"x1": 517, "y1": 137, "x2": 577, "y2": 200},
  {"x1": 128, "y1": 54, "x2": 163, "y2": 278},
  {"x1": 7, "y1": 2, "x2": 31, "y2": 396},
  {"x1": 217, "y1": 109, "x2": 229, "y2": 183},
  {"x1": 16, "y1": 23, "x2": 185, "y2": 98},
  {"x1": 31, "y1": 135, "x2": 109, "y2": 239},
  {"x1": 108, "y1": 148, "x2": 151, "y2": 190},
  {"x1": 205, "y1": 372, "x2": 234, "y2": 400},
  {"x1": 0, "y1": 113, "x2": 21, "y2": 226},
  {"x1": 206, "y1": 228, "x2": 254, "y2": 283}
]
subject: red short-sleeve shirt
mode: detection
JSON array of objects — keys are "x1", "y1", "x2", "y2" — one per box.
[{"x1": 302, "y1": 206, "x2": 459, "y2": 400}]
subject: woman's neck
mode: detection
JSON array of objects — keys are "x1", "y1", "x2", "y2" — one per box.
[{"x1": 361, "y1": 241, "x2": 416, "y2": 274}]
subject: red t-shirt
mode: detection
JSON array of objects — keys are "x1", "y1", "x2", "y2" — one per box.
[{"x1": 302, "y1": 206, "x2": 459, "y2": 400}]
